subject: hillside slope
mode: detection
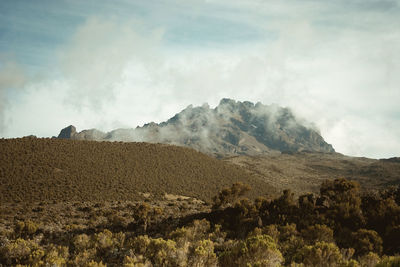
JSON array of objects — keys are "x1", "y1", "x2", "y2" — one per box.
[
  {"x1": 0, "y1": 137, "x2": 275, "y2": 203},
  {"x1": 58, "y1": 99, "x2": 334, "y2": 156},
  {"x1": 226, "y1": 152, "x2": 400, "y2": 195}
]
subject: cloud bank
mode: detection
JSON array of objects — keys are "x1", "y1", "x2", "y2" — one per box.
[{"x1": 0, "y1": 0, "x2": 399, "y2": 159}]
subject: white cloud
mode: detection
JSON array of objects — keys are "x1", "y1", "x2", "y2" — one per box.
[
  {"x1": 0, "y1": 58, "x2": 27, "y2": 133},
  {"x1": 2, "y1": 1, "x2": 400, "y2": 159},
  {"x1": 58, "y1": 16, "x2": 165, "y2": 111}
]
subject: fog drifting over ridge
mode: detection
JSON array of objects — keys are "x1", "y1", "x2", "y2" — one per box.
[{"x1": 0, "y1": 0, "x2": 399, "y2": 159}]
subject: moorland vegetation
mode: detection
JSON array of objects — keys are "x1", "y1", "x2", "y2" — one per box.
[
  {"x1": 1, "y1": 179, "x2": 400, "y2": 266},
  {"x1": 1, "y1": 138, "x2": 400, "y2": 266},
  {"x1": 0, "y1": 137, "x2": 273, "y2": 203}
]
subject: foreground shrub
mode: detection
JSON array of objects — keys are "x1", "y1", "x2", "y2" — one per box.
[
  {"x1": 350, "y1": 229, "x2": 383, "y2": 256},
  {"x1": 376, "y1": 255, "x2": 400, "y2": 267},
  {"x1": 42, "y1": 245, "x2": 69, "y2": 266},
  {"x1": 123, "y1": 255, "x2": 152, "y2": 267},
  {"x1": 0, "y1": 238, "x2": 39, "y2": 265},
  {"x1": 294, "y1": 241, "x2": 342, "y2": 266},
  {"x1": 188, "y1": 239, "x2": 218, "y2": 267},
  {"x1": 71, "y1": 248, "x2": 97, "y2": 266},
  {"x1": 13, "y1": 220, "x2": 39, "y2": 238},
  {"x1": 73, "y1": 234, "x2": 91, "y2": 252},
  {"x1": 359, "y1": 252, "x2": 381, "y2": 267},
  {"x1": 278, "y1": 224, "x2": 305, "y2": 263},
  {"x1": 212, "y1": 182, "x2": 251, "y2": 210},
  {"x1": 219, "y1": 234, "x2": 283, "y2": 267},
  {"x1": 301, "y1": 224, "x2": 334, "y2": 245},
  {"x1": 129, "y1": 235, "x2": 178, "y2": 266}
]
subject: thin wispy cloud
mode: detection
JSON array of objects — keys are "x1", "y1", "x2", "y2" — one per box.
[{"x1": 0, "y1": 0, "x2": 399, "y2": 158}]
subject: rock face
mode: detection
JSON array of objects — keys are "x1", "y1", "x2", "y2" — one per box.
[
  {"x1": 57, "y1": 99, "x2": 335, "y2": 156},
  {"x1": 58, "y1": 125, "x2": 77, "y2": 139}
]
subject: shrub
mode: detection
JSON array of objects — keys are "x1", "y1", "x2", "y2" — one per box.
[
  {"x1": 301, "y1": 224, "x2": 334, "y2": 245},
  {"x1": 13, "y1": 220, "x2": 39, "y2": 238},
  {"x1": 320, "y1": 178, "x2": 364, "y2": 230},
  {"x1": 0, "y1": 238, "x2": 38, "y2": 265},
  {"x1": 129, "y1": 236, "x2": 178, "y2": 266},
  {"x1": 359, "y1": 252, "x2": 381, "y2": 267},
  {"x1": 212, "y1": 182, "x2": 251, "y2": 210},
  {"x1": 169, "y1": 219, "x2": 211, "y2": 247},
  {"x1": 188, "y1": 239, "x2": 218, "y2": 267},
  {"x1": 376, "y1": 256, "x2": 400, "y2": 267},
  {"x1": 350, "y1": 229, "x2": 383, "y2": 256},
  {"x1": 86, "y1": 260, "x2": 107, "y2": 267},
  {"x1": 294, "y1": 241, "x2": 342, "y2": 267},
  {"x1": 278, "y1": 224, "x2": 305, "y2": 263},
  {"x1": 145, "y1": 238, "x2": 177, "y2": 266},
  {"x1": 94, "y1": 229, "x2": 114, "y2": 251},
  {"x1": 219, "y1": 234, "x2": 283, "y2": 267},
  {"x1": 71, "y1": 248, "x2": 97, "y2": 266},
  {"x1": 74, "y1": 234, "x2": 92, "y2": 252},
  {"x1": 123, "y1": 255, "x2": 152, "y2": 267},
  {"x1": 42, "y1": 245, "x2": 69, "y2": 266}
]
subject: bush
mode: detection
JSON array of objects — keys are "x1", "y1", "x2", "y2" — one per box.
[
  {"x1": 123, "y1": 255, "x2": 151, "y2": 267},
  {"x1": 376, "y1": 256, "x2": 400, "y2": 267},
  {"x1": 294, "y1": 241, "x2": 342, "y2": 266},
  {"x1": 212, "y1": 182, "x2": 251, "y2": 210},
  {"x1": 13, "y1": 220, "x2": 39, "y2": 238},
  {"x1": 42, "y1": 245, "x2": 69, "y2": 266},
  {"x1": 350, "y1": 229, "x2": 383, "y2": 256},
  {"x1": 129, "y1": 236, "x2": 178, "y2": 266},
  {"x1": 0, "y1": 238, "x2": 38, "y2": 265},
  {"x1": 188, "y1": 239, "x2": 218, "y2": 267},
  {"x1": 219, "y1": 234, "x2": 283, "y2": 267},
  {"x1": 359, "y1": 252, "x2": 381, "y2": 267},
  {"x1": 74, "y1": 234, "x2": 92, "y2": 252},
  {"x1": 301, "y1": 224, "x2": 334, "y2": 245}
]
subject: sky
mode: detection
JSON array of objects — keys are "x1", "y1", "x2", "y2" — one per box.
[{"x1": 0, "y1": 0, "x2": 399, "y2": 159}]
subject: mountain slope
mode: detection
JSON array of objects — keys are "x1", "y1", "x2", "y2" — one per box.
[
  {"x1": 226, "y1": 152, "x2": 400, "y2": 195},
  {"x1": 0, "y1": 137, "x2": 274, "y2": 203},
  {"x1": 58, "y1": 99, "x2": 334, "y2": 156}
]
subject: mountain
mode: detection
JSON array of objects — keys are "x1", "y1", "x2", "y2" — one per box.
[{"x1": 58, "y1": 99, "x2": 334, "y2": 156}]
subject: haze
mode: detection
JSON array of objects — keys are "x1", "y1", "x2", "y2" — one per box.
[{"x1": 0, "y1": 0, "x2": 399, "y2": 159}]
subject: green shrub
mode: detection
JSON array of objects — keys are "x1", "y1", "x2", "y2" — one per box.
[
  {"x1": 188, "y1": 239, "x2": 218, "y2": 267},
  {"x1": 123, "y1": 255, "x2": 151, "y2": 267},
  {"x1": 74, "y1": 234, "x2": 92, "y2": 251},
  {"x1": 359, "y1": 252, "x2": 380, "y2": 267},
  {"x1": 350, "y1": 229, "x2": 383, "y2": 256},
  {"x1": 13, "y1": 220, "x2": 39, "y2": 238},
  {"x1": 212, "y1": 182, "x2": 251, "y2": 210},
  {"x1": 294, "y1": 241, "x2": 342, "y2": 267},
  {"x1": 0, "y1": 238, "x2": 39, "y2": 265},
  {"x1": 219, "y1": 234, "x2": 283, "y2": 267},
  {"x1": 42, "y1": 245, "x2": 69, "y2": 266},
  {"x1": 376, "y1": 256, "x2": 400, "y2": 267},
  {"x1": 301, "y1": 224, "x2": 334, "y2": 244}
]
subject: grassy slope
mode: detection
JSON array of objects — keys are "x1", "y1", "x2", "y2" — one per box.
[
  {"x1": 225, "y1": 152, "x2": 400, "y2": 196},
  {"x1": 0, "y1": 137, "x2": 274, "y2": 203}
]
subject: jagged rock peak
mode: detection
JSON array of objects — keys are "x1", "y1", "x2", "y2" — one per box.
[
  {"x1": 56, "y1": 99, "x2": 335, "y2": 156},
  {"x1": 58, "y1": 125, "x2": 77, "y2": 139}
]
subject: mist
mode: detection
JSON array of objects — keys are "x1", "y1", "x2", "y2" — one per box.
[{"x1": 0, "y1": 0, "x2": 399, "y2": 159}]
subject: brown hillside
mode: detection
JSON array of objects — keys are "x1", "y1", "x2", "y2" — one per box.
[
  {"x1": 0, "y1": 137, "x2": 274, "y2": 203},
  {"x1": 225, "y1": 152, "x2": 400, "y2": 196}
]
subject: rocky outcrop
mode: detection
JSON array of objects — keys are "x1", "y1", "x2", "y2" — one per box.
[{"x1": 58, "y1": 125, "x2": 77, "y2": 139}]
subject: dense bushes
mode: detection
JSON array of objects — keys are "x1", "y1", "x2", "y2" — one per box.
[{"x1": 2, "y1": 178, "x2": 400, "y2": 266}]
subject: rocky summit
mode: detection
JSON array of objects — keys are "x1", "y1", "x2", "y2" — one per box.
[{"x1": 58, "y1": 99, "x2": 334, "y2": 156}]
